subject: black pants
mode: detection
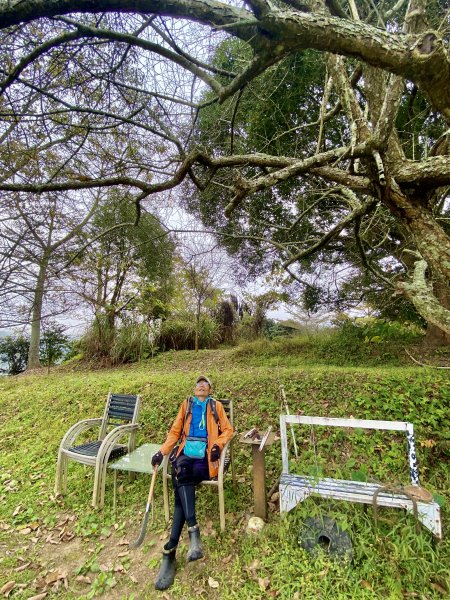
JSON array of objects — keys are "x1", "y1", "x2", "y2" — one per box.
[{"x1": 168, "y1": 453, "x2": 209, "y2": 547}]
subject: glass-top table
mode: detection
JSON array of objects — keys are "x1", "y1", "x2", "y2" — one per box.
[{"x1": 109, "y1": 443, "x2": 161, "y2": 511}]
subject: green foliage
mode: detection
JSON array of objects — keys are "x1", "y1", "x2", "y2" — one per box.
[
  {"x1": 232, "y1": 318, "x2": 425, "y2": 368},
  {"x1": 159, "y1": 312, "x2": 220, "y2": 350},
  {"x1": 335, "y1": 316, "x2": 424, "y2": 344},
  {"x1": 39, "y1": 323, "x2": 70, "y2": 368},
  {"x1": 263, "y1": 319, "x2": 296, "y2": 340},
  {"x1": 80, "y1": 314, "x2": 116, "y2": 359},
  {"x1": 0, "y1": 333, "x2": 29, "y2": 374},
  {"x1": 110, "y1": 319, "x2": 160, "y2": 363}
]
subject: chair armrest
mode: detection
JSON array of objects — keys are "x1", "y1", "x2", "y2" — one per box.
[
  {"x1": 162, "y1": 453, "x2": 170, "y2": 477},
  {"x1": 218, "y1": 432, "x2": 237, "y2": 473},
  {"x1": 95, "y1": 423, "x2": 140, "y2": 463},
  {"x1": 59, "y1": 418, "x2": 103, "y2": 450},
  {"x1": 101, "y1": 423, "x2": 139, "y2": 445}
]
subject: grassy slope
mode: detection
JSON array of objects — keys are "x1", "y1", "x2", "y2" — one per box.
[{"x1": 0, "y1": 346, "x2": 449, "y2": 599}]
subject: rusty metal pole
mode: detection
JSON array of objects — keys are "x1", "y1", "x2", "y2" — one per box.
[{"x1": 252, "y1": 444, "x2": 267, "y2": 520}]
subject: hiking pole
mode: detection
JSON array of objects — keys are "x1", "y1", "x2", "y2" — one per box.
[{"x1": 130, "y1": 466, "x2": 158, "y2": 549}]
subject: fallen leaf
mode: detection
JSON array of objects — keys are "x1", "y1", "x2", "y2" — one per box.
[
  {"x1": 0, "y1": 581, "x2": 15, "y2": 596},
  {"x1": 75, "y1": 575, "x2": 91, "y2": 584},
  {"x1": 361, "y1": 580, "x2": 372, "y2": 590},
  {"x1": 247, "y1": 559, "x2": 260, "y2": 572},
  {"x1": 18, "y1": 527, "x2": 32, "y2": 535},
  {"x1": 28, "y1": 594, "x2": 47, "y2": 600},
  {"x1": 117, "y1": 538, "x2": 129, "y2": 546},
  {"x1": 34, "y1": 577, "x2": 47, "y2": 590},
  {"x1": 222, "y1": 554, "x2": 233, "y2": 563},
  {"x1": 431, "y1": 582, "x2": 447, "y2": 594},
  {"x1": 45, "y1": 569, "x2": 68, "y2": 585},
  {"x1": 13, "y1": 505, "x2": 22, "y2": 516},
  {"x1": 14, "y1": 562, "x2": 31, "y2": 572},
  {"x1": 118, "y1": 551, "x2": 129, "y2": 557},
  {"x1": 129, "y1": 575, "x2": 138, "y2": 584},
  {"x1": 258, "y1": 577, "x2": 270, "y2": 591},
  {"x1": 208, "y1": 576, "x2": 220, "y2": 589}
]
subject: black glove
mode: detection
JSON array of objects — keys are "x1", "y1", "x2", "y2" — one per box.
[
  {"x1": 210, "y1": 444, "x2": 221, "y2": 462},
  {"x1": 151, "y1": 450, "x2": 163, "y2": 467}
]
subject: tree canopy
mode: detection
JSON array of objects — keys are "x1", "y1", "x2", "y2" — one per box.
[{"x1": 0, "y1": 0, "x2": 449, "y2": 335}]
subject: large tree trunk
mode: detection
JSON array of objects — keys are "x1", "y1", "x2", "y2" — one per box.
[
  {"x1": 424, "y1": 282, "x2": 450, "y2": 345},
  {"x1": 380, "y1": 184, "x2": 450, "y2": 336},
  {"x1": 27, "y1": 254, "x2": 50, "y2": 369}
]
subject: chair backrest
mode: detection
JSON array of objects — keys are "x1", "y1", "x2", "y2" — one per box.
[
  {"x1": 99, "y1": 393, "x2": 141, "y2": 440},
  {"x1": 218, "y1": 398, "x2": 234, "y2": 428}
]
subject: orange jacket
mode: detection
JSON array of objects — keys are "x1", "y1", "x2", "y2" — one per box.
[{"x1": 160, "y1": 397, "x2": 234, "y2": 479}]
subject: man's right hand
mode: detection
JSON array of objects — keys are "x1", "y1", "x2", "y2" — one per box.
[{"x1": 151, "y1": 450, "x2": 163, "y2": 467}]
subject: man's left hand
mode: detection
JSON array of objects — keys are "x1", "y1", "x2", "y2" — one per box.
[{"x1": 210, "y1": 444, "x2": 220, "y2": 463}]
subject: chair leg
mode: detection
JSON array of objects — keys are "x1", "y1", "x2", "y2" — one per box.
[
  {"x1": 163, "y1": 472, "x2": 170, "y2": 524},
  {"x1": 218, "y1": 485, "x2": 226, "y2": 532},
  {"x1": 55, "y1": 452, "x2": 67, "y2": 495},
  {"x1": 98, "y1": 462, "x2": 109, "y2": 508},
  {"x1": 92, "y1": 459, "x2": 104, "y2": 508},
  {"x1": 93, "y1": 454, "x2": 110, "y2": 509}
]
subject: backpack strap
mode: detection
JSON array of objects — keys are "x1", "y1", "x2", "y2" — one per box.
[
  {"x1": 209, "y1": 397, "x2": 222, "y2": 434},
  {"x1": 181, "y1": 396, "x2": 194, "y2": 440},
  {"x1": 182, "y1": 396, "x2": 221, "y2": 436}
]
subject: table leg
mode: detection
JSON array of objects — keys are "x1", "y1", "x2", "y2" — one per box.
[
  {"x1": 113, "y1": 470, "x2": 117, "y2": 514},
  {"x1": 252, "y1": 445, "x2": 267, "y2": 520}
]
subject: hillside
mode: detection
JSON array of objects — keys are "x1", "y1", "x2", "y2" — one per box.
[{"x1": 0, "y1": 347, "x2": 449, "y2": 599}]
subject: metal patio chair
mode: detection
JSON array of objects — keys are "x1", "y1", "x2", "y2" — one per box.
[{"x1": 54, "y1": 392, "x2": 141, "y2": 508}]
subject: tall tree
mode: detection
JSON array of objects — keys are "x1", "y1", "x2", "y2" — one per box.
[
  {"x1": 0, "y1": 0, "x2": 449, "y2": 336},
  {"x1": 0, "y1": 191, "x2": 101, "y2": 368},
  {"x1": 71, "y1": 190, "x2": 175, "y2": 334}
]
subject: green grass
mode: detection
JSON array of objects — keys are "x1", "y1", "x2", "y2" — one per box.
[{"x1": 0, "y1": 345, "x2": 449, "y2": 599}]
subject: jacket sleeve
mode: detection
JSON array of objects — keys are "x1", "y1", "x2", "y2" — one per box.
[
  {"x1": 214, "y1": 402, "x2": 235, "y2": 450},
  {"x1": 160, "y1": 399, "x2": 187, "y2": 456}
]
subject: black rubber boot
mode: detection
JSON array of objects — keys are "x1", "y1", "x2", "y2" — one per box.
[
  {"x1": 154, "y1": 545, "x2": 177, "y2": 590},
  {"x1": 186, "y1": 524, "x2": 203, "y2": 562}
]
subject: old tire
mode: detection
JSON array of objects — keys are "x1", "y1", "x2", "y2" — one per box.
[{"x1": 298, "y1": 516, "x2": 353, "y2": 562}]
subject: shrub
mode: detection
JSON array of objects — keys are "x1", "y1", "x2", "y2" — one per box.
[
  {"x1": 0, "y1": 333, "x2": 29, "y2": 375},
  {"x1": 159, "y1": 312, "x2": 220, "y2": 350},
  {"x1": 110, "y1": 320, "x2": 160, "y2": 363},
  {"x1": 40, "y1": 324, "x2": 70, "y2": 368},
  {"x1": 80, "y1": 314, "x2": 116, "y2": 360}
]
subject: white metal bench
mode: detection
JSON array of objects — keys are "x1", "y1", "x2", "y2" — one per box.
[{"x1": 279, "y1": 415, "x2": 442, "y2": 538}]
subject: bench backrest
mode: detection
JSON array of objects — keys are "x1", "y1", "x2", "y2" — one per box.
[{"x1": 280, "y1": 415, "x2": 419, "y2": 485}]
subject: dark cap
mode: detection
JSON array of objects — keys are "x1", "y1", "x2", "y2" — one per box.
[{"x1": 196, "y1": 375, "x2": 212, "y2": 387}]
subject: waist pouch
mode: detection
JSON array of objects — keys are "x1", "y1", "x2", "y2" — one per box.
[{"x1": 184, "y1": 437, "x2": 207, "y2": 459}]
